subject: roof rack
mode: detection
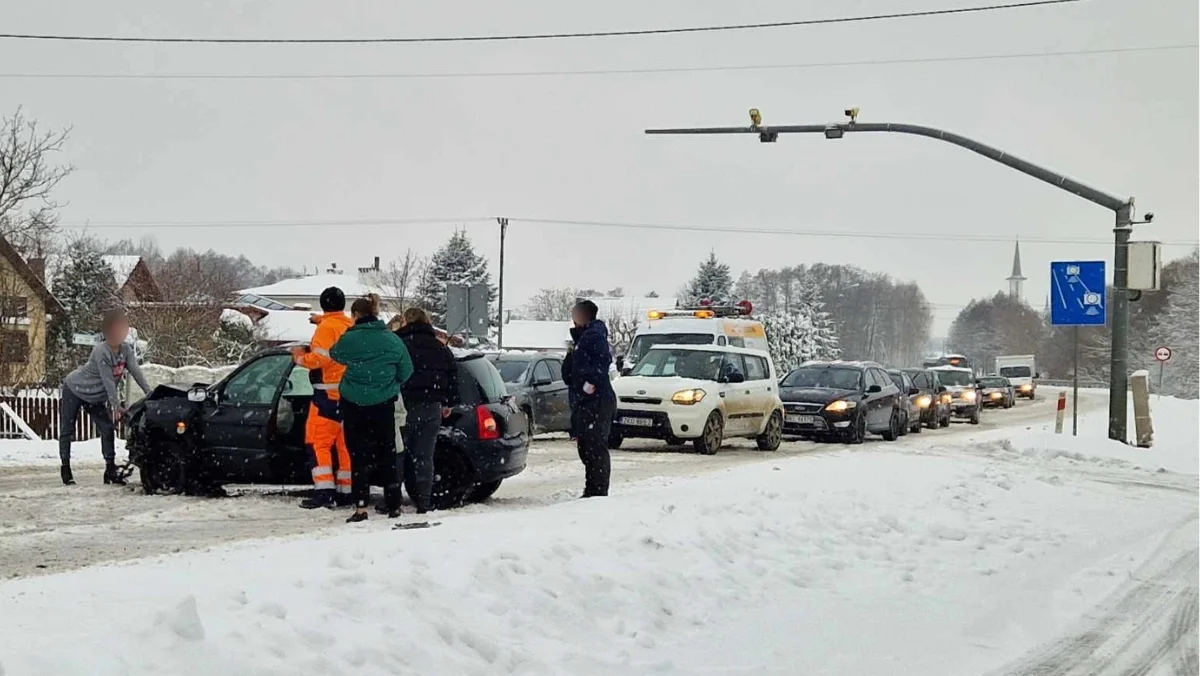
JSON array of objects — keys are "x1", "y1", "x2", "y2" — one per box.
[{"x1": 648, "y1": 299, "x2": 754, "y2": 320}]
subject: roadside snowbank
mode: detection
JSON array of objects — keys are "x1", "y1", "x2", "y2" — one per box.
[
  {"x1": 0, "y1": 438, "x2": 103, "y2": 467},
  {"x1": 0, "y1": 445, "x2": 1193, "y2": 675}
]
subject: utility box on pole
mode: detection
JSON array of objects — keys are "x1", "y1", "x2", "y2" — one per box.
[{"x1": 1126, "y1": 241, "x2": 1162, "y2": 291}]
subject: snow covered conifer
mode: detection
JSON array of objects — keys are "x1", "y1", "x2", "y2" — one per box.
[
  {"x1": 45, "y1": 240, "x2": 121, "y2": 382},
  {"x1": 682, "y1": 253, "x2": 734, "y2": 305},
  {"x1": 415, "y1": 231, "x2": 497, "y2": 324}
]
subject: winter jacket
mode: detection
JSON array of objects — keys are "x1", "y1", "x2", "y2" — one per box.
[
  {"x1": 64, "y1": 341, "x2": 150, "y2": 411},
  {"x1": 395, "y1": 322, "x2": 460, "y2": 405},
  {"x1": 295, "y1": 312, "x2": 355, "y2": 419},
  {"x1": 568, "y1": 320, "x2": 615, "y2": 400},
  {"x1": 329, "y1": 317, "x2": 414, "y2": 407}
]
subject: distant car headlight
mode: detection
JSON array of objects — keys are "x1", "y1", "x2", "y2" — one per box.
[
  {"x1": 1019, "y1": 384, "x2": 1032, "y2": 391},
  {"x1": 825, "y1": 399, "x2": 857, "y2": 412},
  {"x1": 962, "y1": 390, "x2": 977, "y2": 402},
  {"x1": 670, "y1": 388, "x2": 706, "y2": 405},
  {"x1": 940, "y1": 394, "x2": 952, "y2": 404},
  {"x1": 990, "y1": 392, "x2": 1002, "y2": 399},
  {"x1": 916, "y1": 395, "x2": 932, "y2": 408}
]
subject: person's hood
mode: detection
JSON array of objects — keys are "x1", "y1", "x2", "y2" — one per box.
[
  {"x1": 615, "y1": 375, "x2": 711, "y2": 399},
  {"x1": 396, "y1": 322, "x2": 436, "y2": 339},
  {"x1": 583, "y1": 320, "x2": 608, "y2": 340},
  {"x1": 779, "y1": 386, "x2": 859, "y2": 405}
]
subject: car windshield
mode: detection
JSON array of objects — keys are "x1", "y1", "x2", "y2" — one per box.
[
  {"x1": 782, "y1": 367, "x2": 862, "y2": 391},
  {"x1": 632, "y1": 348, "x2": 726, "y2": 381},
  {"x1": 936, "y1": 370, "x2": 975, "y2": 387},
  {"x1": 979, "y1": 377, "x2": 1007, "y2": 387},
  {"x1": 628, "y1": 333, "x2": 714, "y2": 363},
  {"x1": 1000, "y1": 366, "x2": 1032, "y2": 378},
  {"x1": 489, "y1": 357, "x2": 532, "y2": 384}
]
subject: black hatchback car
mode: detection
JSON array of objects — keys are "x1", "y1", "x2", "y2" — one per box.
[
  {"x1": 125, "y1": 347, "x2": 528, "y2": 509},
  {"x1": 779, "y1": 361, "x2": 905, "y2": 443}
]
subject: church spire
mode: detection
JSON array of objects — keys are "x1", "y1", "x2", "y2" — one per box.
[{"x1": 1007, "y1": 239, "x2": 1026, "y2": 301}]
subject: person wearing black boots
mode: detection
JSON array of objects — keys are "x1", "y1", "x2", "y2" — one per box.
[
  {"x1": 567, "y1": 300, "x2": 616, "y2": 498},
  {"x1": 59, "y1": 310, "x2": 151, "y2": 485}
]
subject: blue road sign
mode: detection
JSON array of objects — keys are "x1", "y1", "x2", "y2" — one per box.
[{"x1": 1050, "y1": 261, "x2": 1106, "y2": 326}]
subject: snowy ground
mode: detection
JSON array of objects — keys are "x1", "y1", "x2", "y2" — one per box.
[{"x1": 0, "y1": 388, "x2": 1195, "y2": 675}]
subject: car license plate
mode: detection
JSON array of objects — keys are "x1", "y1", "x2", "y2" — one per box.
[
  {"x1": 621, "y1": 416, "x2": 654, "y2": 427},
  {"x1": 785, "y1": 414, "x2": 817, "y2": 424}
]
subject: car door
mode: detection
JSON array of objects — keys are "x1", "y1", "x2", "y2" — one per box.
[
  {"x1": 542, "y1": 358, "x2": 572, "y2": 432},
  {"x1": 718, "y1": 353, "x2": 753, "y2": 435},
  {"x1": 528, "y1": 360, "x2": 561, "y2": 433},
  {"x1": 865, "y1": 369, "x2": 891, "y2": 429},
  {"x1": 743, "y1": 354, "x2": 774, "y2": 433},
  {"x1": 203, "y1": 353, "x2": 293, "y2": 481}
]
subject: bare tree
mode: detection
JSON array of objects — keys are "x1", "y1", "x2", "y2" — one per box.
[
  {"x1": 0, "y1": 108, "x2": 73, "y2": 258},
  {"x1": 523, "y1": 287, "x2": 578, "y2": 321},
  {"x1": 379, "y1": 250, "x2": 422, "y2": 312}
]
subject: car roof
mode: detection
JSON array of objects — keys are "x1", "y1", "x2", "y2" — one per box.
[
  {"x1": 797, "y1": 360, "x2": 883, "y2": 370},
  {"x1": 930, "y1": 365, "x2": 974, "y2": 373},
  {"x1": 646, "y1": 343, "x2": 771, "y2": 357}
]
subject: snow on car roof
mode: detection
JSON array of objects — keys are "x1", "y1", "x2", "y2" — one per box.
[
  {"x1": 647, "y1": 343, "x2": 770, "y2": 357},
  {"x1": 930, "y1": 365, "x2": 974, "y2": 373}
]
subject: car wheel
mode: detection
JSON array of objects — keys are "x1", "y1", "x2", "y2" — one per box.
[
  {"x1": 693, "y1": 412, "x2": 724, "y2": 455},
  {"x1": 924, "y1": 411, "x2": 938, "y2": 430},
  {"x1": 843, "y1": 412, "x2": 867, "y2": 445},
  {"x1": 910, "y1": 413, "x2": 923, "y2": 434},
  {"x1": 939, "y1": 410, "x2": 951, "y2": 428},
  {"x1": 430, "y1": 446, "x2": 473, "y2": 510},
  {"x1": 756, "y1": 411, "x2": 782, "y2": 451},
  {"x1": 467, "y1": 479, "x2": 502, "y2": 503},
  {"x1": 607, "y1": 432, "x2": 624, "y2": 450},
  {"x1": 522, "y1": 407, "x2": 535, "y2": 439},
  {"x1": 969, "y1": 408, "x2": 981, "y2": 425},
  {"x1": 882, "y1": 410, "x2": 900, "y2": 441}
]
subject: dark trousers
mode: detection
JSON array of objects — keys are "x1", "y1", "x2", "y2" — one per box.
[
  {"x1": 59, "y1": 385, "x2": 115, "y2": 465},
  {"x1": 401, "y1": 401, "x2": 442, "y2": 512},
  {"x1": 575, "y1": 394, "x2": 616, "y2": 497},
  {"x1": 342, "y1": 399, "x2": 401, "y2": 509}
]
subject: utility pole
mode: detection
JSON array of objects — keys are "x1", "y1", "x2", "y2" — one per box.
[
  {"x1": 646, "y1": 114, "x2": 1145, "y2": 442},
  {"x1": 496, "y1": 217, "x2": 509, "y2": 349}
]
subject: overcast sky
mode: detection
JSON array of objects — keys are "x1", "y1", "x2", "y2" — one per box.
[{"x1": 3, "y1": 0, "x2": 1196, "y2": 334}]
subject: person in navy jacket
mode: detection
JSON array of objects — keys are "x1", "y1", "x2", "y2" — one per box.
[{"x1": 567, "y1": 300, "x2": 616, "y2": 498}]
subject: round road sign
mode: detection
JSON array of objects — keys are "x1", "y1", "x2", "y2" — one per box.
[{"x1": 1154, "y1": 346, "x2": 1172, "y2": 362}]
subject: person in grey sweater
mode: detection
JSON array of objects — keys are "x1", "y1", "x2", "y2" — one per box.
[{"x1": 59, "y1": 310, "x2": 151, "y2": 486}]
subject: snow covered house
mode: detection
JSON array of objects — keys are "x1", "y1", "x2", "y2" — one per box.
[
  {"x1": 234, "y1": 261, "x2": 403, "y2": 312},
  {"x1": 101, "y1": 255, "x2": 162, "y2": 303},
  {"x1": 0, "y1": 236, "x2": 64, "y2": 383}
]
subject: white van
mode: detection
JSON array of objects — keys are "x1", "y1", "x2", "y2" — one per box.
[
  {"x1": 624, "y1": 303, "x2": 768, "y2": 371},
  {"x1": 994, "y1": 354, "x2": 1038, "y2": 399}
]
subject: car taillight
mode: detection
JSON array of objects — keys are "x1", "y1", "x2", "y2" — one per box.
[{"x1": 476, "y1": 405, "x2": 500, "y2": 441}]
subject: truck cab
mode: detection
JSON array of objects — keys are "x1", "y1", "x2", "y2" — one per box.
[{"x1": 624, "y1": 301, "x2": 768, "y2": 373}]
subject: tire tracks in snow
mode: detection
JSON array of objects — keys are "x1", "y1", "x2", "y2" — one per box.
[{"x1": 994, "y1": 518, "x2": 1199, "y2": 676}]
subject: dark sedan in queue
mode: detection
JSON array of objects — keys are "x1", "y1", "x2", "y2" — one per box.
[{"x1": 779, "y1": 361, "x2": 905, "y2": 444}]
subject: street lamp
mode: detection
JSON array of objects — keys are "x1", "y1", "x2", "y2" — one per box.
[{"x1": 646, "y1": 109, "x2": 1147, "y2": 442}]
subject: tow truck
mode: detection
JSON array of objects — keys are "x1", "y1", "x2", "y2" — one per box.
[{"x1": 621, "y1": 300, "x2": 769, "y2": 373}]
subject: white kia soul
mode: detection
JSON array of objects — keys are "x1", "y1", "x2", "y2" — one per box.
[{"x1": 610, "y1": 344, "x2": 784, "y2": 454}]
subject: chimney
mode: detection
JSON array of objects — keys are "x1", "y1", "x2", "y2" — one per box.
[
  {"x1": 373, "y1": 256, "x2": 380, "y2": 271},
  {"x1": 28, "y1": 257, "x2": 46, "y2": 283}
]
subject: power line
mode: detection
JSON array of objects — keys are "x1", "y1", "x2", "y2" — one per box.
[
  {"x1": 0, "y1": 0, "x2": 1084, "y2": 45},
  {"x1": 59, "y1": 215, "x2": 1200, "y2": 247},
  {"x1": 4, "y1": 44, "x2": 1190, "y2": 80}
]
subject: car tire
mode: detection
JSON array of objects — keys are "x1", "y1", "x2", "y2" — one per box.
[
  {"x1": 897, "y1": 411, "x2": 909, "y2": 437},
  {"x1": 924, "y1": 412, "x2": 938, "y2": 430},
  {"x1": 467, "y1": 479, "x2": 502, "y2": 503},
  {"x1": 431, "y1": 446, "x2": 473, "y2": 510},
  {"x1": 756, "y1": 411, "x2": 783, "y2": 451},
  {"x1": 969, "y1": 408, "x2": 981, "y2": 425},
  {"x1": 843, "y1": 412, "x2": 867, "y2": 445},
  {"x1": 882, "y1": 410, "x2": 900, "y2": 441},
  {"x1": 522, "y1": 407, "x2": 535, "y2": 439},
  {"x1": 939, "y1": 411, "x2": 951, "y2": 428},
  {"x1": 910, "y1": 414, "x2": 923, "y2": 434},
  {"x1": 693, "y1": 412, "x2": 724, "y2": 455},
  {"x1": 607, "y1": 432, "x2": 624, "y2": 450}
]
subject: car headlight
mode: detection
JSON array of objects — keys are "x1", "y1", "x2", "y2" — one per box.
[
  {"x1": 1019, "y1": 384, "x2": 1032, "y2": 391},
  {"x1": 962, "y1": 390, "x2": 977, "y2": 402},
  {"x1": 825, "y1": 399, "x2": 857, "y2": 412},
  {"x1": 940, "y1": 394, "x2": 952, "y2": 404},
  {"x1": 670, "y1": 388, "x2": 706, "y2": 405},
  {"x1": 916, "y1": 395, "x2": 932, "y2": 408},
  {"x1": 990, "y1": 392, "x2": 1002, "y2": 399}
]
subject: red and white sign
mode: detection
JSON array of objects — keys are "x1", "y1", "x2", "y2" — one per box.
[{"x1": 1154, "y1": 346, "x2": 1172, "y2": 362}]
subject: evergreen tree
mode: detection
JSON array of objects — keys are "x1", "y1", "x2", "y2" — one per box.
[
  {"x1": 45, "y1": 241, "x2": 121, "y2": 382},
  {"x1": 682, "y1": 253, "x2": 734, "y2": 305},
  {"x1": 1154, "y1": 252, "x2": 1198, "y2": 398},
  {"x1": 762, "y1": 309, "x2": 819, "y2": 373},
  {"x1": 415, "y1": 231, "x2": 496, "y2": 324}
]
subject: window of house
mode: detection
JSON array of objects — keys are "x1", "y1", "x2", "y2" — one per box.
[
  {"x1": 1, "y1": 330, "x2": 29, "y2": 364},
  {"x1": 0, "y1": 296, "x2": 28, "y2": 319}
]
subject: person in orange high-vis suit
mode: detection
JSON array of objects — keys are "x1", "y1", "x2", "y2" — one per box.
[{"x1": 292, "y1": 287, "x2": 355, "y2": 509}]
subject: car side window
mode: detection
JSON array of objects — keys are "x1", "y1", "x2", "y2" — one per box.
[
  {"x1": 532, "y1": 361, "x2": 553, "y2": 385},
  {"x1": 745, "y1": 356, "x2": 768, "y2": 381},
  {"x1": 728, "y1": 336, "x2": 745, "y2": 348},
  {"x1": 911, "y1": 372, "x2": 929, "y2": 389},
  {"x1": 716, "y1": 335, "x2": 727, "y2": 346},
  {"x1": 223, "y1": 354, "x2": 292, "y2": 406},
  {"x1": 545, "y1": 359, "x2": 562, "y2": 382},
  {"x1": 720, "y1": 353, "x2": 746, "y2": 380},
  {"x1": 869, "y1": 369, "x2": 887, "y2": 389},
  {"x1": 877, "y1": 370, "x2": 894, "y2": 389},
  {"x1": 902, "y1": 373, "x2": 915, "y2": 390}
]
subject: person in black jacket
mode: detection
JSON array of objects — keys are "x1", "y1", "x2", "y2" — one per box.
[
  {"x1": 568, "y1": 300, "x2": 616, "y2": 498},
  {"x1": 394, "y1": 307, "x2": 459, "y2": 513}
]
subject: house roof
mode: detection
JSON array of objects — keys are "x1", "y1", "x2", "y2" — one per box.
[
  {"x1": 254, "y1": 308, "x2": 397, "y2": 343},
  {"x1": 0, "y1": 236, "x2": 63, "y2": 314},
  {"x1": 500, "y1": 320, "x2": 572, "y2": 350},
  {"x1": 237, "y1": 273, "x2": 399, "y2": 301},
  {"x1": 101, "y1": 255, "x2": 142, "y2": 289}
]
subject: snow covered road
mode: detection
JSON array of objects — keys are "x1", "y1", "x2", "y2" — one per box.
[
  {"x1": 0, "y1": 387, "x2": 1098, "y2": 579},
  {"x1": 0, "y1": 389, "x2": 1194, "y2": 675}
]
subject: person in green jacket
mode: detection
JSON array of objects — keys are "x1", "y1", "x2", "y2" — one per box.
[{"x1": 329, "y1": 295, "x2": 414, "y2": 522}]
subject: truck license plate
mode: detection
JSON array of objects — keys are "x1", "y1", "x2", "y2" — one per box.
[
  {"x1": 785, "y1": 414, "x2": 817, "y2": 424},
  {"x1": 621, "y1": 416, "x2": 654, "y2": 427}
]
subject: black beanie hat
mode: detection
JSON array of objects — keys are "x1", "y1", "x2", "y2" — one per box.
[{"x1": 319, "y1": 286, "x2": 346, "y2": 312}]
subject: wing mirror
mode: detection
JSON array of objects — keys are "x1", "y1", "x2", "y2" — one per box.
[
  {"x1": 866, "y1": 384, "x2": 882, "y2": 393},
  {"x1": 908, "y1": 387, "x2": 921, "y2": 396},
  {"x1": 187, "y1": 386, "x2": 208, "y2": 403},
  {"x1": 936, "y1": 385, "x2": 948, "y2": 393}
]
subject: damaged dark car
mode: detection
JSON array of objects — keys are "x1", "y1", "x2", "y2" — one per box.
[{"x1": 125, "y1": 347, "x2": 528, "y2": 509}]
